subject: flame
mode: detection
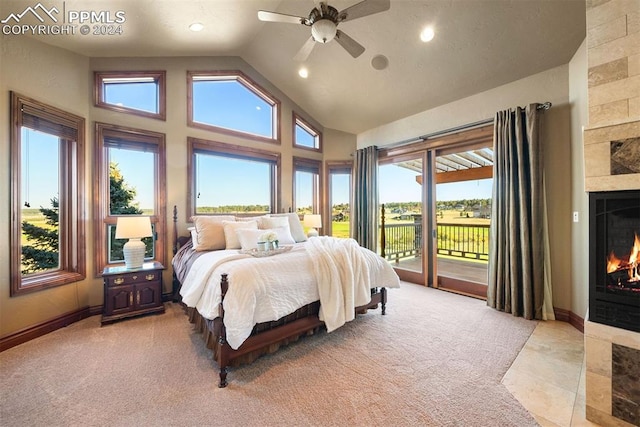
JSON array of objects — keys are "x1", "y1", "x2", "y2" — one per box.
[{"x1": 606, "y1": 233, "x2": 640, "y2": 282}]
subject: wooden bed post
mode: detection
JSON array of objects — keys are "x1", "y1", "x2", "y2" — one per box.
[
  {"x1": 172, "y1": 205, "x2": 178, "y2": 255},
  {"x1": 217, "y1": 273, "x2": 229, "y2": 388}
]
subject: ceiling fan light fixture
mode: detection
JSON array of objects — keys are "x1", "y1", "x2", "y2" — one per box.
[{"x1": 311, "y1": 19, "x2": 337, "y2": 43}]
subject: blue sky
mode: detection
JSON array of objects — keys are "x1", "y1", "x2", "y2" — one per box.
[{"x1": 22, "y1": 82, "x2": 491, "y2": 211}]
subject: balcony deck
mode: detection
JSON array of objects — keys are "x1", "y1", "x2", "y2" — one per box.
[{"x1": 392, "y1": 256, "x2": 488, "y2": 285}]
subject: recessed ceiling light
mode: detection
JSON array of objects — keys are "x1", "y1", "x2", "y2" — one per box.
[
  {"x1": 189, "y1": 22, "x2": 204, "y2": 32},
  {"x1": 420, "y1": 26, "x2": 435, "y2": 42},
  {"x1": 298, "y1": 67, "x2": 309, "y2": 79}
]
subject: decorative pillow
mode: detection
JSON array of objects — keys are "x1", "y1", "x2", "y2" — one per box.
[
  {"x1": 260, "y1": 216, "x2": 289, "y2": 229},
  {"x1": 270, "y1": 226, "x2": 296, "y2": 245},
  {"x1": 191, "y1": 215, "x2": 235, "y2": 251},
  {"x1": 223, "y1": 220, "x2": 258, "y2": 249},
  {"x1": 236, "y1": 215, "x2": 268, "y2": 228},
  {"x1": 236, "y1": 227, "x2": 297, "y2": 251},
  {"x1": 236, "y1": 228, "x2": 267, "y2": 250},
  {"x1": 269, "y1": 213, "x2": 307, "y2": 242}
]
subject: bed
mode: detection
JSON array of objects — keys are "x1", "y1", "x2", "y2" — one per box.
[{"x1": 171, "y1": 206, "x2": 400, "y2": 387}]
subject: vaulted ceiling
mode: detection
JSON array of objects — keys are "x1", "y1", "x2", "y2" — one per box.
[{"x1": 1, "y1": 0, "x2": 586, "y2": 134}]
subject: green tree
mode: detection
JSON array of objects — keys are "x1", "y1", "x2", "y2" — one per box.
[
  {"x1": 110, "y1": 162, "x2": 142, "y2": 215},
  {"x1": 108, "y1": 162, "x2": 146, "y2": 261},
  {"x1": 21, "y1": 198, "x2": 59, "y2": 274}
]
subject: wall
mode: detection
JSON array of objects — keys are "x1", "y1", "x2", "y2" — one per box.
[
  {"x1": 357, "y1": 65, "x2": 578, "y2": 314},
  {"x1": 569, "y1": 40, "x2": 590, "y2": 320},
  {"x1": 0, "y1": 37, "x2": 356, "y2": 339},
  {"x1": 0, "y1": 35, "x2": 91, "y2": 336}
]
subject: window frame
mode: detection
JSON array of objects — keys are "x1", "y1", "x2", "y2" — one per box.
[
  {"x1": 187, "y1": 70, "x2": 281, "y2": 144},
  {"x1": 94, "y1": 122, "x2": 167, "y2": 276},
  {"x1": 94, "y1": 71, "x2": 167, "y2": 121},
  {"x1": 293, "y1": 156, "x2": 322, "y2": 216},
  {"x1": 187, "y1": 137, "x2": 281, "y2": 219},
  {"x1": 293, "y1": 112, "x2": 322, "y2": 152},
  {"x1": 10, "y1": 92, "x2": 86, "y2": 296}
]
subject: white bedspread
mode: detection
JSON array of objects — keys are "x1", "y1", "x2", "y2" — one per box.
[{"x1": 179, "y1": 239, "x2": 400, "y2": 349}]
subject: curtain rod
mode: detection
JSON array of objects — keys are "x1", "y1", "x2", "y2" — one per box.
[{"x1": 381, "y1": 101, "x2": 552, "y2": 149}]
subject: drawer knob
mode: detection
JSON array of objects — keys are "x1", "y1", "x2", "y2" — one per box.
[
  {"x1": 132, "y1": 275, "x2": 138, "y2": 280},
  {"x1": 145, "y1": 274, "x2": 154, "y2": 281},
  {"x1": 114, "y1": 278, "x2": 124, "y2": 285}
]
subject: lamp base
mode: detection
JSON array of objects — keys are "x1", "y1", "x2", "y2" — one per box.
[
  {"x1": 123, "y1": 238, "x2": 145, "y2": 269},
  {"x1": 307, "y1": 228, "x2": 319, "y2": 238}
]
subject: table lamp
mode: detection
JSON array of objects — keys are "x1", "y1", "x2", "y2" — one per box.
[
  {"x1": 115, "y1": 216, "x2": 152, "y2": 269},
  {"x1": 303, "y1": 214, "x2": 322, "y2": 238}
]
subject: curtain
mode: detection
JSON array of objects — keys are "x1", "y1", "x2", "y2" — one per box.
[
  {"x1": 488, "y1": 104, "x2": 553, "y2": 320},
  {"x1": 352, "y1": 146, "x2": 378, "y2": 251}
]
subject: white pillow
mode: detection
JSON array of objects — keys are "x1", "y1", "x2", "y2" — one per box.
[
  {"x1": 260, "y1": 216, "x2": 289, "y2": 229},
  {"x1": 236, "y1": 227, "x2": 296, "y2": 251},
  {"x1": 271, "y1": 226, "x2": 296, "y2": 245},
  {"x1": 191, "y1": 215, "x2": 235, "y2": 251},
  {"x1": 236, "y1": 215, "x2": 268, "y2": 228},
  {"x1": 269, "y1": 213, "x2": 307, "y2": 242},
  {"x1": 223, "y1": 220, "x2": 258, "y2": 249},
  {"x1": 236, "y1": 228, "x2": 267, "y2": 250},
  {"x1": 188, "y1": 226, "x2": 198, "y2": 247}
]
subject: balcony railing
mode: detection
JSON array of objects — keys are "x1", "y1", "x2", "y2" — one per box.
[{"x1": 380, "y1": 221, "x2": 489, "y2": 263}]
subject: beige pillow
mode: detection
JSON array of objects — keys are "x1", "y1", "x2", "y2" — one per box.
[
  {"x1": 223, "y1": 220, "x2": 258, "y2": 249},
  {"x1": 269, "y1": 213, "x2": 307, "y2": 242},
  {"x1": 191, "y1": 216, "x2": 235, "y2": 251}
]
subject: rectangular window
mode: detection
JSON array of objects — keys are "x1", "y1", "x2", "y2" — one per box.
[
  {"x1": 188, "y1": 71, "x2": 280, "y2": 143},
  {"x1": 95, "y1": 71, "x2": 166, "y2": 121},
  {"x1": 293, "y1": 113, "x2": 322, "y2": 152},
  {"x1": 326, "y1": 161, "x2": 352, "y2": 238},
  {"x1": 293, "y1": 157, "x2": 321, "y2": 216},
  {"x1": 94, "y1": 123, "x2": 167, "y2": 274},
  {"x1": 188, "y1": 137, "x2": 280, "y2": 217},
  {"x1": 10, "y1": 92, "x2": 86, "y2": 295}
]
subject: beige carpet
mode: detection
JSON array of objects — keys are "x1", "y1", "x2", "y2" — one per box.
[{"x1": 0, "y1": 283, "x2": 538, "y2": 426}]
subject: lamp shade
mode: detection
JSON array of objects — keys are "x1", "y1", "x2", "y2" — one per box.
[
  {"x1": 115, "y1": 216, "x2": 153, "y2": 239},
  {"x1": 304, "y1": 214, "x2": 322, "y2": 238},
  {"x1": 304, "y1": 214, "x2": 322, "y2": 229},
  {"x1": 116, "y1": 216, "x2": 153, "y2": 269}
]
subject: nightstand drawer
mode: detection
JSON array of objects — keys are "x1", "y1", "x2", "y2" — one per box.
[{"x1": 105, "y1": 271, "x2": 160, "y2": 287}]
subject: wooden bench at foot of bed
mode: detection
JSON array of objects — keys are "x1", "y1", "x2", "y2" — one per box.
[{"x1": 187, "y1": 273, "x2": 387, "y2": 388}]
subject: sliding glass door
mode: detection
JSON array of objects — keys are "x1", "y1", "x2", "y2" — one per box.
[
  {"x1": 434, "y1": 146, "x2": 492, "y2": 297},
  {"x1": 378, "y1": 125, "x2": 494, "y2": 297},
  {"x1": 378, "y1": 154, "x2": 427, "y2": 284}
]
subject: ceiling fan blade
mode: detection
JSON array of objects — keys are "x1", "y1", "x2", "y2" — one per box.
[
  {"x1": 293, "y1": 37, "x2": 316, "y2": 62},
  {"x1": 338, "y1": 0, "x2": 390, "y2": 22},
  {"x1": 335, "y1": 30, "x2": 365, "y2": 58},
  {"x1": 258, "y1": 10, "x2": 308, "y2": 25}
]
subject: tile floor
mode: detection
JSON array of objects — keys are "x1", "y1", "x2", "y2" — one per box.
[{"x1": 503, "y1": 320, "x2": 600, "y2": 427}]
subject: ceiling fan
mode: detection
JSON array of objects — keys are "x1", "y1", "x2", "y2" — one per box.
[{"x1": 257, "y1": 0, "x2": 391, "y2": 62}]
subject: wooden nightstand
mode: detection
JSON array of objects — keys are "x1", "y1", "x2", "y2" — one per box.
[{"x1": 101, "y1": 261, "x2": 165, "y2": 325}]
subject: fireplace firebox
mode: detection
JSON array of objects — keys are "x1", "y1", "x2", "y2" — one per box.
[{"x1": 589, "y1": 190, "x2": 640, "y2": 333}]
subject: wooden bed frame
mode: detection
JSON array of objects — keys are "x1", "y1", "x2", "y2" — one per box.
[{"x1": 171, "y1": 206, "x2": 387, "y2": 387}]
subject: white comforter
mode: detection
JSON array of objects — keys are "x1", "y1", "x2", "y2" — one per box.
[{"x1": 179, "y1": 238, "x2": 400, "y2": 349}]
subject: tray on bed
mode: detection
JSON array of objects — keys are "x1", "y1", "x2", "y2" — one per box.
[{"x1": 240, "y1": 245, "x2": 292, "y2": 257}]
